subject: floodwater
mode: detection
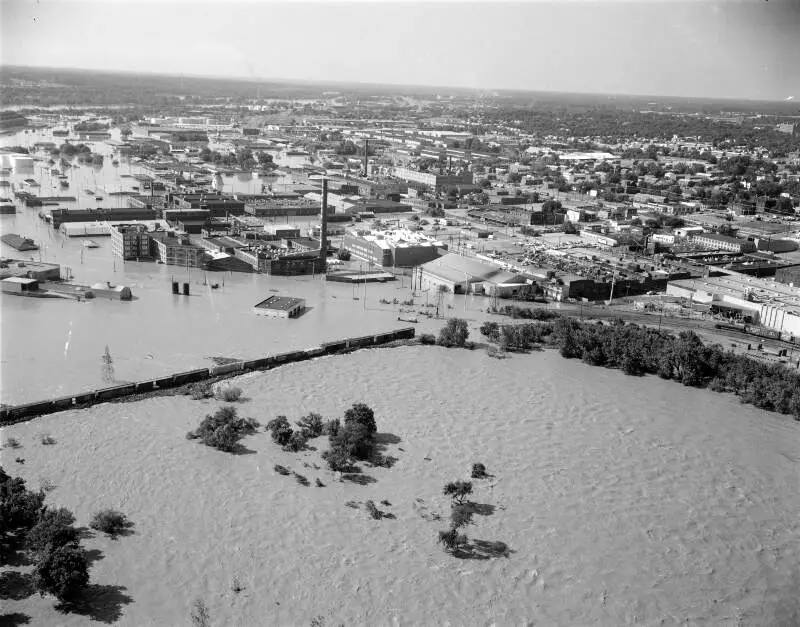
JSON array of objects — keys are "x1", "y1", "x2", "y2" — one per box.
[
  {"x1": 1, "y1": 128, "x2": 479, "y2": 403},
  {"x1": 1, "y1": 346, "x2": 798, "y2": 625}
]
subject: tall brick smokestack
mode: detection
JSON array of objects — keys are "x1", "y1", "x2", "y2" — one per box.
[
  {"x1": 363, "y1": 139, "x2": 369, "y2": 177},
  {"x1": 320, "y1": 178, "x2": 328, "y2": 264}
]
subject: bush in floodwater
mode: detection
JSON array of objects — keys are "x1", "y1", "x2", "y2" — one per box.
[
  {"x1": 282, "y1": 430, "x2": 308, "y2": 453},
  {"x1": 437, "y1": 318, "x2": 469, "y2": 348},
  {"x1": 266, "y1": 415, "x2": 294, "y2": 446},
  {"x1": 89, "y1": 509, "x2": 132, "y2": 538},
  {"x1": 26, "y1": 507, "x2": 79, "y2": 557},
  {"x1": 471, "y1": 463, "x2": 488, "y2": 479},
  {"x1": 437, "y1": 528, "x2": 468, "y2": 553},
  {"x1": 296, "y1": 412, "x2": 324, "y2": 438},
  {"x1": 32, "y1": 543, "x2": 89, "y2": 602},
  {"x1": 187, "y1": 406, "x2": 259, "y2": 453},
  {"x1": 419, "y1": 333, "x2": 436, "y2": 345},
  {"x1": 218, "y1": 386, "x2": 243, "y2": 402},
  {"x1": 322, "y1": 418, "x2": 341, "y2": 437},
  {"x1": 188, "y1": 382, "x2": 215, "y2": 400},
  {"x1": 443, "y1": 480, "x2": 473, "y2": 505}
]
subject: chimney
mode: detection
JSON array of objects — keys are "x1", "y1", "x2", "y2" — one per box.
[
  {"x1": 363, "y1": 139, "x2": 369, "y2": 177},
  {"x1": 320, "y1": 178, "x2": 328, "y2": 263}
]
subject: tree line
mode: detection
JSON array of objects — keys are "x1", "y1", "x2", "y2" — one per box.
[{"x1": 476, "y1": 317, "x2": 800, "y2": 420}]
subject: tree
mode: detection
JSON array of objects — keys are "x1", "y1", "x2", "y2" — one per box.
[
  {"x1": 329, "y1": 421, "x2": 373, "y2": 460},
  {"x1": 438, "y1": 527, "x2": 468, "y2": 553},
  {"x1": 343, "y1": 403, "x2": 376, "y2": 435},
  {"x1": 443, "y1": 480, "x2": 473, "y2": 505},
  {"x1": 187, "y1": 406, "x2": 259, "y2": 453},
  {"x1": 265, "y1": 416, "x2": 293, "y2": 445},
  {"x1": 542, "y1": 199, "x2": 562, "y2": 213},
  {"x1": 296, "y1": 412, "x2": 324, "y2": 438},
  {"x1": 775, "y1": 196, "x2": 795, "y2": 215},
  {"x1": 26, "y1": 508, "x2": 78, "y2": 556},
  {"x1": 33, "y1": 543, "x2": 89, "y2": 602},
  {"x1": 438, "y1": 318, "x2": 469, "y2": 347},
  {"x1": 1, "y1": 468, "x2": 45, "y2": 534}
]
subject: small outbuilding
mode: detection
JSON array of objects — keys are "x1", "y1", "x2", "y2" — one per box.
[{"x1": 253, "y1": 295, "x2": 306, "y2": 318}]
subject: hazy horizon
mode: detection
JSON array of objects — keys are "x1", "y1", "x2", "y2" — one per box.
[{"x1": 2, "y1": 0, "x2": 799, "y2": 102}]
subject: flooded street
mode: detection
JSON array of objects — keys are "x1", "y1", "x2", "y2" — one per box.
[{"x1": 1, "y1": 129, "x2": 483, "y2": 403}]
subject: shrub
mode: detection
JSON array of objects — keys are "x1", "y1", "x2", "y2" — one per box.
[
  {"x1": 321, "y1": 448, "x2": 351, "y2": 472},
  {"x1": 438, "y1": 528, "x2": 468, "y2": 553},
  {"x1": 40, "y1": 478, "x2": 56, "y2": 493},
  {"x1": 419, "y1": 333, "x2": 436, "y2": 345},
  {"x1": 218, "y1": 386, "x2": 243, "y2": 402},
  {"x1": 479, "y1": 321, "x2": 500, "y2": 340},
  {"x1": 188, "y1": 382, "x2": 215, "y2": 400},
  {"x1": 343, "y1": 403, "x2": 377, "y2": 435},
  {"x1": 4, "y1": 437, "x2": 21, "y2": 449},
  {"x1": 437, "y1": 318, "x2": 469, "y2": 347},
  {"x1": 190, "y1": 597, "x2": 211, "y2": 627},
  {"x1": 471, "y1": 463, "x2": 488, "y2": 479},
  {"x1": 89, "y1": 509, "x2": 131, "y2": 538},
  {"x1": 364, "y1": 500, "x2": 381, "y2": 520},
  {"x1": 282, "y1": 430, "x2": 308, "y2": 453},
  {"x1": 371, "y1": 454, "x2": 396, "y2": 468},
  {"x1": 296, "y1": 412, "x2": 324, "y2": 438},
  {"x1": 322, "y1": 418, "x2": 341, "y2": 437},
  {"x1": 450, "y1": 505, "x2": 473, "y2": 529},
  {"x1": 443, "y1": 481, "x2": 473, "y2": 505},
  {"x1": 266, "y1": 416, "x2": 293, "y2": 445},
  {"x1": 26, "y1": 508, "x2": 78, "y2": 556},
  {"x1": 33, "y1": 543, "x2": 89, "y2": 602},
  {"x1": 274, "y1": 465, "x2": 291, "y2": 476},
  {"x1": 40, "y1": 434, "x2": 57, "y2": 446},
  {"x1": 315, "y1": 478, "x2": 324, "y2": 487},
  {"x1": 187, "y1": 406, "x2": 259, "y2": 453}
]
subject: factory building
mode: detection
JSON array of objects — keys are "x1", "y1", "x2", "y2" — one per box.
[{"x1": 342, "y1": 227, "x2": 443, "y2": 267}]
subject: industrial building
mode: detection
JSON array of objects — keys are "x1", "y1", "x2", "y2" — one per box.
[
  {"x1": 110, "y1": 224, "x2": 151, "y2": 260},
  {"x1": 667, "y1": 274, "x2": 800, "y2": 337},
  {"x1": 149, "y1": 231, "x2": 204, "y2": 268},
  {"x1": 49, "y1": 207, "x2": 159, "y2": 229},
  {"x1": 419, "y1": 253, "x2": 530, "y2": 296},
  {"x1": 342, "y1": 227, "x2": 443, "y2": 267},
  {"x1": 690, "y1": 233, "x2": 757, "y2": 253},
  {"x1": 392, "y1": 167, "x2": 474, "y2": 193},
  {"x1": 253, "y1": 295, "x2": 306, "y2": 318}
]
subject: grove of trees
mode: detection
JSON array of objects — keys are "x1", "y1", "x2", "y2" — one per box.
[{"x1": 477, "y1": 316, "x2": 800, "y2": 420}]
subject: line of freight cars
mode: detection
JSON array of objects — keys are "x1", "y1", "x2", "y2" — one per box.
[
  {"x1": 0, "y1": 328, "x2": 416, "y2": 424},
  {"x1": 714, "y1": 322, "x2": 793, "y2": 343}
]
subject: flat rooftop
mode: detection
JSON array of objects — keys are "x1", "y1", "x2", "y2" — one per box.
[{"x1": 254, "y1": 295, "x2": 305, "y2": 311}]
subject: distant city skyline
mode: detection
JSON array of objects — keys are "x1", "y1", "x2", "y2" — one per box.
[{"x1": 2, "y1": 0, "x2": 799, "y2": 102}]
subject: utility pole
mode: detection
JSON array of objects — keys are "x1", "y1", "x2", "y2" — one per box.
[{"x1": 101, "y1": 345, "x2": 115, "y2": 383}]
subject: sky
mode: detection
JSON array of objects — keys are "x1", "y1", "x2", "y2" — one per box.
[{"x1": 1, "y1": 0, "x2": 799, "y2": 101}]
